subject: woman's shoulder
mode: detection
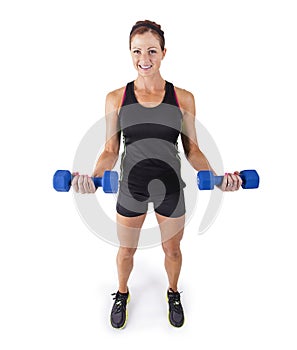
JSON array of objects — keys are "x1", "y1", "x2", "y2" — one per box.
[
  {"x1": 173, "y1": 86, "x2": 195, "y2": 111},
  {"x1": 106, "y1": 86, "x2": 126, "y2": 109}
]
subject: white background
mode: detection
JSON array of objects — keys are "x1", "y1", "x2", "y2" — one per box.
[{"x1": 1, "y1": 0, "x2": 297, "y2": 349}]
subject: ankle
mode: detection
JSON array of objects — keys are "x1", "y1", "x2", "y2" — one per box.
[{"x1": 118, "y1": 287, "x2": 129, "y2": 294}]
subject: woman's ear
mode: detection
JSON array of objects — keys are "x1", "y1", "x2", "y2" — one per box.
[{"x1": 162, "y1": 48, "x2": 167, "y2": 59}]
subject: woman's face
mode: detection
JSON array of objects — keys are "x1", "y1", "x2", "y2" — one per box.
[{"x1": 130, "y1": 32, "x2": 166, "y2": 77}]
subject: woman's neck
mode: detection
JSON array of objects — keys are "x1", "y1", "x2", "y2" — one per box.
[{"x1": 134, "y1": 74, "x2": 165, "y2": 93}]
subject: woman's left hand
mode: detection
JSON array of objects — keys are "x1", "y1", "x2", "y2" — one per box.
[{"x1": 219, "y1": 171, "x2": 243, "y2": 192}]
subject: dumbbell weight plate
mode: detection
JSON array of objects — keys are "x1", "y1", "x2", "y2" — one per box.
[
  {"x1": 53, "y1": 170, "x2": 72, "y2": 192},
  {"x1": 102, "y1": 171, "x2": 119, "y2": 193},
  {"x1": 240, "y1": 170, "x2": 260, "y2": 189}
]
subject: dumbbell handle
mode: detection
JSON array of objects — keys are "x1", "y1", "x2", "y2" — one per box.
[
  {"x1": 199, "y1": 173, "x2": 242, "y2": 187},
  {"x1": 87, "y1": 177, "x2": 101, "y2": 188},
  {"x1": 210, "y1": 173, "x2": 252, "y2": 187},
  {"x1": 212, "y1": 175, "x2": 224, "y2": 186},
  {"x1": 66, "y1": 173, "x2": 104, "y2": 189},
  {"x1": 85, "y1": 173, "x2": 119, "y2": 193}
]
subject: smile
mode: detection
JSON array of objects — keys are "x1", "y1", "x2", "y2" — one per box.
[{"x1": 139, "y1": 64, "x2": 152, "y2": 70}]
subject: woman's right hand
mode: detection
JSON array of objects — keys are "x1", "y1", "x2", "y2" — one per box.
[{"x1": 71, "y1": 172, "x2": 96, "y2": 194}]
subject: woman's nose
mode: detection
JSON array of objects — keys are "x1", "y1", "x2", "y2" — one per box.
[{"x1": 140, "y1": 52, "x2": 150, "y2": 61}]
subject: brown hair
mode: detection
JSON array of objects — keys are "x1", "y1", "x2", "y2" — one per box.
[{"x1": 129, "y1": 20, "x2": 165, "y2": 51}]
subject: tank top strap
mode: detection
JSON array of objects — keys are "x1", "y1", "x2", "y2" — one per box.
[
  {"x1": 121, "y1": 81, "x2": 137, "y2": 106},
  {"x1": 163, "y1": 81, "x2": 180, "y2": 107}
]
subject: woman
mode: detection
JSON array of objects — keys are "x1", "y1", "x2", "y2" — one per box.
[{"x1": 72, "y1": 20, "x2": 242, "y2": 329}]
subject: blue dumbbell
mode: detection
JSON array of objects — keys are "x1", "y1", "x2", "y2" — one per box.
[
  {"x1": 197, "y1": 170, "x2": 260, "y2": 190},
  {"x1": 53, "y1": 170, "x2": 118, "y2": 193}
]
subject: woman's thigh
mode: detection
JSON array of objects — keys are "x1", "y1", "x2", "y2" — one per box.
[
  {"x1": 116, "y1": 212, "x2": 147, "y2": 248},
  {"x1": 155, "y1": 213, "x2": 185, "y2": 245}
]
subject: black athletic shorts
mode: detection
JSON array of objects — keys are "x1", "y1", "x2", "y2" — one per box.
[{"x1": 116, "y1": 189, "x2": 186, "y2": 218}]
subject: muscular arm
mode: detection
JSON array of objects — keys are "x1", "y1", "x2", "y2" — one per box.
[
  {"x1": 176, "y1": 88, "x2": 243, "y2": 191},
  {"x1": 92, "y1": 88, "x2": 124, "y2": 177},
  {"x1": 176, "y1": 88, "x2": 216, "y2": 174}
]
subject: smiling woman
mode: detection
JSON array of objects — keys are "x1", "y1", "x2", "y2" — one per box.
[
  {"x1": 71, "y1": 19, "x2": 242, "y2": 330},
  {"x1": 129, "y1": 21, "x2": 167, "y2": 83}
]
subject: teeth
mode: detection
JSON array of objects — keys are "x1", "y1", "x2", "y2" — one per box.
[{"x1": 140, "y1": 65, "x2": 152, "y2": 69}]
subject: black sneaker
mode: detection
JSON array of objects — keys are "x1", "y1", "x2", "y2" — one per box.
[
  {"x1": 167, "y1": 288, "x2": 184, "y2": 327},
  {"x1": 110, "y1": 290, "x2": 130, "y2": 329}
]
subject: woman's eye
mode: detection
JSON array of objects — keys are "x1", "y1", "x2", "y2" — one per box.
[
  {"x1": 149, "y1": 50, "x2": 157, "y2": 55},
  {"x1": 133, "y1": 50, "x2": 141, "y2": 55}
]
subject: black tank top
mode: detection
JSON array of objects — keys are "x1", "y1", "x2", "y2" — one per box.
[{"x1": 118, "y1": 81, "x2": 186, "y2": 200}]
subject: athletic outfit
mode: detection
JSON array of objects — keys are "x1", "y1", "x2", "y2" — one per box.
[
  {"x1": 111, "y1": 80, "x2": 186, "y2": 329},
  {"x1": 116, "y1": 80, "x2": 186, "y2": 218}
]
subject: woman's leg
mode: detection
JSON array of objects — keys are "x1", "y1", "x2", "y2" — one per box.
[
  {"x1": 155, "y1": 213, "x2": 185, "y2": 291},
  {"x1": 116, "y1": 213, "x2": 146, "y2": 293}
]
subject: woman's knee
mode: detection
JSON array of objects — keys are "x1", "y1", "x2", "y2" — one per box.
[
  {"x1": 162, "y1": 242, "x2": 181, "y2": 260},
  {"x1": 117, "y1": 247, "x2": 137, "y2": 260}
]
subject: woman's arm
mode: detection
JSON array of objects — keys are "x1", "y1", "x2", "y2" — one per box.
[
  {"x1": 175, "y1": 87, "x2": 242, "y2": 191},
  {"x1": 176, "y1": 88, "x2": 215, "y2": 173},
  {"x1": 72, "y1": 88, "x2": 124, "y2": 193},
  {"x1": 92, "y1": 88, "x2": 123, "y2": 177}
]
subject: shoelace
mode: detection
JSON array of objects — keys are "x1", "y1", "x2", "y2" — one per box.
[
  {"x1": 168, "y1": 291, "x2": 183, "y2": 314},
  {"x1": 111, "y1": 292, "x2": 128, "y2": 313}
]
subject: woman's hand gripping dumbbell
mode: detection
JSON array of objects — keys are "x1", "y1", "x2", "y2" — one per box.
[
  {"x1": 197, "y1": 169, "x2": 260, "y2": 191},
  {"x1": 53, "y1": 170, "x2": 119, "y2": 194}
]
